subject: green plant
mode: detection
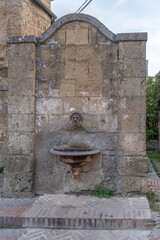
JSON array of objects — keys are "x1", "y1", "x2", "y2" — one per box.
[
  {"x1": 147, "y1": 151, "x2": 160, "y2": 177},
  {"x1": 91, "y1": 185, "x2": 114, "y2": 198},
  {"x1": 0, "y1": 166, "x2": 4, "y2": 174},
  {"x1": 146, "y1": 191, "x2": 159, "y2": 202},
  {"x1": 0, "y1": 65, "x2": 7, "y2": 71},
  {"x1": 146, "y1": 73, "x2": 160, "y2": 140},
  {"x1": 146, "y1": 191, "x2": 160, "y2": 212}
]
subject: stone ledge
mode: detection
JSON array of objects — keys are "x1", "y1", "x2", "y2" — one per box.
[
  {"x1": 7, "y1": 35, "x2": 37, "y2": 44},
  {"x1": 117, "y1": 33, "x2": 148, "y2": 42}
]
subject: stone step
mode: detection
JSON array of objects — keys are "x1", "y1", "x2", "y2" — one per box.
[
  {"x1": 0, "y1": 229, "x2": 153, "y2": 240},
  {"x1": 0, "y1": 195, "x2": 153, "y2": 230}
]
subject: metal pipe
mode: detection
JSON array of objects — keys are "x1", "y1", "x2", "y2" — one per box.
[{"x1": 32, "y1": 0, "x2": 57, "y2": 20}]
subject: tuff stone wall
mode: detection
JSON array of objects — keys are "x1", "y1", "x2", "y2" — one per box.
[
  {"x1": 117, "y1": 40, "x2": 148, "y2": 193},
  {"x1": 35, "y1": 21, "x2": 119, "y2": 194},
  {"x1": 3, "y1": 37, "x2": 36, "y2": 197},
  {"x1": 0, "y1": 0, "x2": 51, "y2": 66},
  {"x1": 21, "y1": 0, "x2": 51, "y2": 36},
  {"x1": 3, "y1": 14, "x2": 148, "y2": 197},
  {"x1": 0, "y1": 0, "x2": 52, "y2": 169}
]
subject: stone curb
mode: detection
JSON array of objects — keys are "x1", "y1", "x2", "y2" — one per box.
[
  {"x1": 0, "y1": 216, "x2": 153, "y2": 230},
  {"x1": 7, "y1": 35, "x2": 37, "y2": 44}
]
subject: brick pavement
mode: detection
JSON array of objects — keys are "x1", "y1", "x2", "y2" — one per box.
[
  {"x1": 0, "y1": 195, "x2": 153, "y2": 230},
  {"x1": 0, "y1": 229, "x2": 152, "y2": 240}
]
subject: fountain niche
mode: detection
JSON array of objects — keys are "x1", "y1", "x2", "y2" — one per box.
[{"x1": 4, "y1": 13, "x2": 148, "y2": 197}]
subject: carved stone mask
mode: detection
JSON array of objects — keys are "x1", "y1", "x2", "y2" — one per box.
[{"x1": 70, "y1": 112, "x2": 83, "y2": 127}]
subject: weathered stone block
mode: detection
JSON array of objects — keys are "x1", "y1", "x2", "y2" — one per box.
[
  {"x1": 66, "y1": 28, "x2": 88, "y2": 44},
  {"x1": 36, "y1": 97, "x2": 63, "y2": 115},
  {"x1": 89, "y1": 27, "x2": 108, "y2": 44},
  {"x1": 8, "y1": 96, "x2": 35, "y2": 114},
  {"x1": 102, "y1": 62, "x2": 117, "y2": 79},
  {"x1": 119, "y1": 60, "x2": 147, "y2": 78},
  {"x1": 0, "y1": 104, "x2": 8, "y2": 121},
  {"x1": 0, "y1": 127, "x2": 7, "y2": 141},
  {"x1": 76, "y1": 46, "x2": 96, "y2": 61},
  {"x1": 60, "y1": 80, "x2": 76, "y2": 97},
  {"x1": 102, "y1": 155, "x2": 116, "y2": 176},
  {"x1": 48, "y1": 115, "x2": 69, "y2": 132},
  {"x1": 36, "y1": 62, "x2": 52, "y2": 81},
  {"x1": 64, "y1": 97, "x2": 88, "y2": 114},
  {"x1": 89, "y1": 61, "x2": 103, "y2": 79},
  {"x1": 36, "y1": 80, "x2": 49, "y2": 98},
  {"x1": 75, "y1": 81, "x2": 90, "y2": 97},
  {"x1": 62, "y1": 46, "x2": 76, "y2": 61},
  {"x1": 8, "y1": 114, "x2": 34, "y2": 132},
  {"x1": 35, "y1": 114, "x2": 48, "y2": 133},
  {"x1": 82, "y1": 114, "x2": 103, "y2": 132},
  {"x1": 119, "y1": 41, "x2": 146, "y2": 59},
  {"x1": 118, "y1": 156, "x2": 148, "y2": 177},
  {"x1": 119, "y1": 114, "x2": 141, "y2": 133},
  {"x1": 95, "y1": 44, "x2": 118, "y2": 62},
  {"x1": 9, "y1": 60, "x2": 35, "y2": 79},
  {"x1": 89, "y1": 97, "x2": 116, "y2": 114},
  {"x1": 119, "y1": 97, "x2": 146, "y2": 115},
  {"x1": 0, "y1": 154, "x2": 6, "y2": 165},
  {"x1": 64, "y1": 170, "x2": 103, "y2": 193},
  {"x1": 8, "y1": 43, "x2": 35, "y2": 61},
  {"x1": 5, "y1": 155, "x2": 34, "y2": 173},
  {"x1": 56, "y1": 29, "x2": 66, "y2": 43},
  {"x1": 119, "y1": 133, "x2": 146, "y2": 156},
  {"x1": 8, "y1": 132, "x2": 34, "y2": 154},
  {"x1": 102, "y1": 79, "x2": 117, "y2": 97},
  {"x1": 76, "y1": 79, "x2": 102, "y2": 97},
  {"x1": 37, "y1": 45, "x2": 51, "y2": 61},
  {"x1": 64, "y1": 61, "x2": 88, "y2": 79},
  {"x1": 36, "y1": 61, "x2": 64, "y2": 81},
  {"x1": 35, "y1": 173, "x2": 63, "y2": 194},
  {"x1": 117, "y1": 176, "x2": 148, "y2": 194},
  {"x1": 0, "y1": 142, "x2": 8, "y2": 154},
  {"x1": 3, "y1": 172, "x2": 34, "y2": 197},
  {"x1": 9, "y1": 77, "x2": 35, "y2": 96},
  {"x1": 102, "y1": 114, "x2": 118, "y2": 132},
  {"x1": 119, "y1": 78, "x2": 145, "y2": 97}
]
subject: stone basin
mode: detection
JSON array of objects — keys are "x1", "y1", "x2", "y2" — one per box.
[
  {"x1": 50, "y1": 146, "x2": 100, "y2": 179},
  {"x1": 50, "y1": 146, "x2": 100, "y2": 156}
]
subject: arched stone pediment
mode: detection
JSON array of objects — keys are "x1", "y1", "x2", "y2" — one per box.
[{"x1": 37, "y1": 13, "x2": 117, "y2": 43}]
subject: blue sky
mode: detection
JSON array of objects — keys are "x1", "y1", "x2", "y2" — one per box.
[{"x1": 51, "y1": 0, "x2": 160, "y2": 76}]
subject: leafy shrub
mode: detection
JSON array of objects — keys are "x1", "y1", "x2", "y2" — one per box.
[
  {"x1": 146, "y1": 73, "x2": 160, "y2": 140},
  {"x1": 91, "y1": 185, "x2": 114, "y2": 198}
]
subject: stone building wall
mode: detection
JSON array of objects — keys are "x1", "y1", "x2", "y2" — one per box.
[
  {"x1": 4, "y1": 14, "x2": 148, "y2": 197},
  {"x1": 21, "y1": 0, "x2": 51, "y2": 36},
  {"x1": 0, "y1": 0, "x2": 53, "y2": 169},
  {"x1": 0, "y1": 0, "x2": 52, "y2": 66}
]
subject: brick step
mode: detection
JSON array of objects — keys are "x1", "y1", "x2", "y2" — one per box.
[
  {"x1": 0, "y1": 216, "x2": 154, "y2": 230},
  {"x1": 0, "y1": 195, "x2": 153, "y2": 230},
  {"x1": 0, "y1": 229, "x2": 153, "y2": 240}
]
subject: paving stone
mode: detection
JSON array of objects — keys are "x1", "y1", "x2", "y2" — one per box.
[{"x1": 0, "y1": 229, "x2": 152, "y2": 240}]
